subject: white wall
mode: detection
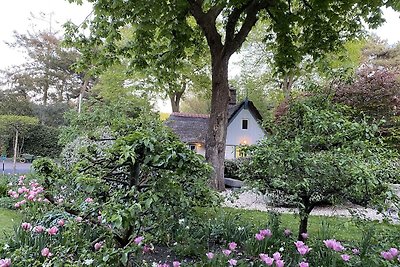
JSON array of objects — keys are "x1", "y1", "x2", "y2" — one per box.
[{"x1": 225, "y1": 108, "x2": 265, "y2": 159}]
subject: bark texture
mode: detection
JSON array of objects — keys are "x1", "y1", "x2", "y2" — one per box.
[{"x1": 187, "y1": 0, "x2": 271, "y2": 190}]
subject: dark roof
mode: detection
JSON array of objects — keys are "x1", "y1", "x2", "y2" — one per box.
[
  {"x1": 164, "y1": 113, "x2": 209, "y2": 143},
  {"x1": 228, "y1": 98, "x2": 263, "y2": 124},
  {"x1": 165, "y1": 99, "x2": 263, "y2": 143}
]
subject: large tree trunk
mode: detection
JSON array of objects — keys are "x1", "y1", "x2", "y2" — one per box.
[
  {"x1": 187, "y1": 0, "x2": 264, "y2": 191},
  {"x1": 205, "y1": 55, "x2": 230, "y2": 191}
]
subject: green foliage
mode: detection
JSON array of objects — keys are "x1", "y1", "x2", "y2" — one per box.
[
  {"x1": 1, "y1": 29, "x2": 82, "y2": 106},
  {"x1": 224, "y1": 158, "x2": 250, "y2": 180},
  {"x1": 22, "y1": 125, "x2": 62, "y2": 158},
  {"x1": 0, "y1": 115, "x2": 39, "y2": 134},
  {"x1": 0, "y1": 92, "x2": 33, "y2": 117},
  {"x1": 245, "y1": 95, "x2": 399, "y2": 235},
  {"x1": 0, "y1": 99, "x2": 218, "y2": 266}
]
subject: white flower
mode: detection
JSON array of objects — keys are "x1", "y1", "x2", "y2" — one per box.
[
  {"x1": 3, "y1": 243, "x2": 10, "y2": 250},
  {"x1": 279, "y1": 247, "x2": 285, "y2": 252},
  {"x1": 238, "y1": 227, "x2": 244, "y2": 231},
  {"x1": 152, "y1": 262, "x2": 158, "y2": 267},
  {"x1": 84, "y1": 259, "x2": 94, "y2": 265},
  {"x1": 178, "y1": 219, "x2": 185, "y2": 225}
]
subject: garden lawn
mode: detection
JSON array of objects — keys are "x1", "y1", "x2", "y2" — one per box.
[
  {"x1": 0, "y1": 208, "x2": 22, "y2": 241},
  {"x1": 200, "y1": 207, "x2": 400, "y2": 242}
]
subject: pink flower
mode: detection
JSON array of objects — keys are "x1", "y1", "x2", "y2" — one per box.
[
  {"x1": 47, "y1": 226, "x2": 59, "y2": 235},
  {"x1": 134, "y1": 236, "x2": 144, "y2": 245},
  {"x1": 352, "y1": 248, "x2": 360, "y2": 255},
  {"x1": 323, "y1": 239, "x2": 344, "y2": 251},
  {"x1": 341, "y1": 254, "x2": 351, "y2": 262},
  {"x1": 172, "y1": 261, "x2": 181, "y2": 267},
  {"x1": 275, "y1": 259, "x2": 285, "y2": 267},
  {"x1": 75, "y1": 216, "x2": 83, "y2": 222},
  {"x1": 94, "y1": 241, "x2": 104, "y2": 251},
  {"x1": 222, "y1": 249, "x2": 232, "y2": 256},
  {"x1": 206, "y1": 252, "x2": 214, "y2": 259},
  {"x1": 0, "y1": 258, "x2": 11, "y2": 267},
  {"x1": 294, "y1": 241, "x2": 305, "y2": 248},
  {"x1": 273, "y1": 252, "x2": 281, "y2": 261},
  {"x1": 297, "y1": 245, "x2": 311, "y2": 255},
  {"x1": 255, "y1": 233, "x2": 265, "y2": 240},
  {"x1": 284, "y1": 229, "x2": 292, "y2": 236},
  {"x1": 228, "y1": 259, "x2": 237, "y2": 266},
  {"x1": 228, "y1": 242, "x2": 237, "y2": 251},
  {"x1": 381, "y1": 251, "x2": 395, "y2": 260},
  {"x1": 33, "y1": 225, "x2": 45, "y2": 233},
  {"x1": 57, "y1": 219, "x2": 65, "y2": 227},
  {"x1": 260, "y1": 229, "x2": 272, "y2": 237},
  {"x1": 85, "y1": 197, "x2": 93, "y2": 203},
  {"x1": 389, "y1": 248, "x2": 399, "y2": 257},
  {"x1": 299, "y1": 262, "x2": 309, "y2": 267},
  {"x1": 41, "y1": 247, "x2": 52, "y2": 257},
  {"x1": 143, "y1": 245, "x2": 152, "y2": 253},
  {"x1": 21, "y1": 222, "x2": 32, "y2": 231},
  {"x1": 259, "y1": 254, "x2": 274, "y2": 266},
  {"x1": 301, "y1": 233, "x2": 308, "y2": 239},
  {"x1": 158, "y1": 264, "x2": 169, "y2": 267}
]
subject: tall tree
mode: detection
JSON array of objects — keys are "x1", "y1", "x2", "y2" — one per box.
[
  {"x1": 1, "y1": 30, "x2": 82, "y2": 105},
  {"x1": 65, "y1": 0, "x2": 399, "y2": 190}
]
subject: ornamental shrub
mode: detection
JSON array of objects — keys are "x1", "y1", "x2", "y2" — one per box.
[
  {"x1": 22, "y1": 125, "x2": 62, "y2": 158},
  {"x1": 245, "y1": 95, "x2": 399, "y2": 240},
  {"x1": 0, "y1": 101, "x2": 218, "y2": 266}
]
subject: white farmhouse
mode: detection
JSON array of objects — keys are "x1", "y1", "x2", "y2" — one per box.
[{"x1": 165, "y1": 89, "x2": 266, "y2": 159}]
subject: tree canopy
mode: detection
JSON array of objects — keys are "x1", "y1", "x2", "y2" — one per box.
[
  {"x1": 65, "y1": 0, "x2": 400, "y2": 190},
  {"x1": 1, "y1": 29, "x2": 82, "y2": 105},
  {"x1": 246, "y1": 95, "x2": 399, "y2": 240}
]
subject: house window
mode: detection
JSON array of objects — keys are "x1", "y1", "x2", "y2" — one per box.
[
  {"x1": 189, "y1": 144, "x2": 196, "y2": 151},
  {"x1": 235, "y1": 146, "x2": 248, "y2": 158},
  {"x1": 241, "y1": 119, "x2": 248, "y2": 130}
]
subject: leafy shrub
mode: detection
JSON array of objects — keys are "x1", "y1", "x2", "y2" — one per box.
[
  {"x1": 0, "y1": 182, "x2": 7, "y2": 198},
  {"x1": 22, "y1": 125, "x2": 62, "y2": 158},
  {"x1": 224, "y1": 158, "x2": 250, "y2": 180},
  {"x1": 246, "y1": 95, "x2": 399, "y2": 239},
  {"x1": 0, "y1": 101, "x2": 218, "y2": 266}
]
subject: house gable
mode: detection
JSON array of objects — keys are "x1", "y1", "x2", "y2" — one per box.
[{"x1": 225, "y1": 100, "x2": 266, "y2": 159}]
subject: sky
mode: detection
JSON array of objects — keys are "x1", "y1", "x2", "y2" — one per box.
[
  {"x1": 0, "y1": 1, "x2": 399, "y2": 112},
  {"x1": 0, "y1": 0, "x2": 92, "y2": 70}
]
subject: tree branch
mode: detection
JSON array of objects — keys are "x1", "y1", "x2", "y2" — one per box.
[
  {"x1": 187, "y1": 0, "x2": 223, "y2": 55},
  {"x1": 207, "y1": 5, "x2": 224, "y2": 21},
  {"x1": 225, "y1": 1, "x2": 252, "y2": 45},
  {"x1": 225, "y1": 0, "x2": 274, "y2": 57}
]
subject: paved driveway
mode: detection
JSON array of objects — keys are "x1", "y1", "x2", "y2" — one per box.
[{"x1": 1, "y1": 160, "x2": 32, "y2": 175}]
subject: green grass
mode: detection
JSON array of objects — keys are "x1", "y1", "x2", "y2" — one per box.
[
  {"x1": 200, "y1": 207, "x2": 400, "y2": 242},
  {"x1": 0, "y1": 208, "x2": 22, "y2": 241}
]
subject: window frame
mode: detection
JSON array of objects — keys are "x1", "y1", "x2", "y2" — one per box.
[{"x1": 241, "y1": 119, "x2": 249, "y2": 130}]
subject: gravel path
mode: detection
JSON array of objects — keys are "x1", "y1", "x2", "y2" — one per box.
[{"x1": 222, "y1": 189, "x2": 400, "y2": 223}]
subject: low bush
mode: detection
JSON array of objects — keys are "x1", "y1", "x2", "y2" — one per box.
[{"x1": 22, "y1": 125, "x2": 62, "y2": 158}]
